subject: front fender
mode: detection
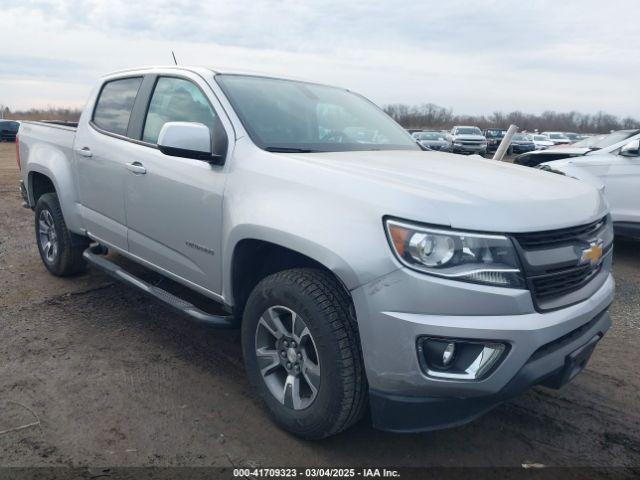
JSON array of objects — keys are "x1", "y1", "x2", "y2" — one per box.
[
  {"x1": 541, "y1": 162, "x2": 606, "y2": 192},
  {"x1": 222, "y1": 224, "x2": 361, "y2": 304}
]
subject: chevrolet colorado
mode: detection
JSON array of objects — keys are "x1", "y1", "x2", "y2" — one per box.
[{"x1": 17, "y1": 67, "x2": 614, "y2": 439}]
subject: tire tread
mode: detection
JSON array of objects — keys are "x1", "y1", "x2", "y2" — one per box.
[
  {"x1": 35, "y1": 193, "x2": 87, "y2": 276},
  {"x1": 247, "y1": 268, "x2": 367, "y2": 438}
]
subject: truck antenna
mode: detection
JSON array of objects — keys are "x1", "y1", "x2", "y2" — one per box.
[{"x1": 171, "y1": 51, "x2": 178, "y2": 66}]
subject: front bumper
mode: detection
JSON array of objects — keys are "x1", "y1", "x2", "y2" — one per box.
[
  {"x1": 369, "y1": 309, "x2": 609, "y2": 432},
  {"x1": 512, "y1": 144, "x2": 536, "y2": 154},
  {"x1": 487, "y1": 141, "x2": 502, "y2": 152},
  {"x1": 451, "y1": 144, "x2": 487, "y2": 154},
  {"x1": 351, "y1": 268, "x2": 615, "y2": 432},
  {"x1": 424, "y1": 144, "x2": 449, "y2": 152}
]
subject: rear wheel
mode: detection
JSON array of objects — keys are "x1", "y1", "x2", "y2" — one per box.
[
  {"x1": 35, "y1": 193, "x2": 88, "y2": 276},
  {"x1": 241, "y1": 268, "x2": 367, "y2": 439}
]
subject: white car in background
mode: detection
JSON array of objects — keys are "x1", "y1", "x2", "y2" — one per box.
[
  {"x1": 530, "y1": 134, "x2": 555, "y2": 150},
  {"x1": 538, "y1": 134, "x2": 640, "y2": 239},
  {"x1": 541, "y1": 132, "x2": 572, "y2": 145}
]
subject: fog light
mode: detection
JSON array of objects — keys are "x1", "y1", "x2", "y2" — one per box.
[
  {"x1": 418, "y1": 337, "x2": 507, "y2": 380},
  {"x1": 442, "y1": 343, "x2": 455, "y2": 366}
]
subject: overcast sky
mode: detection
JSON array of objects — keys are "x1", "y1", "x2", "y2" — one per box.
[{"x1": 1, "y1": 0, "x2": 639, "y2": 117}]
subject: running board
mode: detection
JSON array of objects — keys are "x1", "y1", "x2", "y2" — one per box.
[{"x1": 83, "y1": 246, "x2": 237, "y2": 329}]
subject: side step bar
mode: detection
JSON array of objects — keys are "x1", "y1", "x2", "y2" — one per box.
[{"x1": 83, "y1": 246, "x2": 237, "y2": 329}]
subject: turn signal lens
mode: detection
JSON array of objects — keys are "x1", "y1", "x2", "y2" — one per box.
[{"x1": 388, "y1": 224, "x2": 409, "y2": 257}]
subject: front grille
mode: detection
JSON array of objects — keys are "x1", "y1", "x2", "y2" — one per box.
[
  {"x1": 512, "y1": 215, "x2": 612, "y2": 311},
  {"x1": 531, "y1": 263, "x2": 601, "y2": 298},
  {"x1": 514, "y1": 216, "x2": 607, "y2": 248}
]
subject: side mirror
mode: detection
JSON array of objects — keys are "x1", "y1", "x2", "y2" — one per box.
[
  {"x1": 619, "y1": 139, "x2": 640, "y2": 157},
  {"x1": 157, "y1": 122, "x2": 222, "y2": 163}
]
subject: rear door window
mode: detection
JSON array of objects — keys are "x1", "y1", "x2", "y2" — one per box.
[{"x1": 93, "y1": 77, "x2": 143, "y2": 136}]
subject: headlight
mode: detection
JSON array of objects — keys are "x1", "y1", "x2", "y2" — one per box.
[{"x1": 385, "y1": 219, "x2": 525, "y2": 288}]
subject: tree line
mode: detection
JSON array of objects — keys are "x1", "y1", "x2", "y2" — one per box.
[
  {"x1": 384, "y1": 103, "x2": 640, "y2": 133},
  {"x1": 2, "y1": 103, "x2": 638, "y2": 134},
  {"x1": 1, "y1": 106, "x2": 82, "y2": 122}
]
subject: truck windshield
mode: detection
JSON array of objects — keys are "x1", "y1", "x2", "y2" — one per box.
[
  {"x1": 216, "y1": 74, "x2": 419, "y2": 153},
  {"x1": 455, "y1": 127, "x2": 482, "y2": 135},
  {"x1": 418, "y1": 132, "x2": 444, "y2": 140},
  {"x1": 485, "y1": 129, "x2": 505, "y2": 137}
]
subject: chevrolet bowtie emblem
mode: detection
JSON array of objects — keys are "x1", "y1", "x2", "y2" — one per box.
[{"x1": 581, "y1": 240, "x2": 604, "y2": 266}]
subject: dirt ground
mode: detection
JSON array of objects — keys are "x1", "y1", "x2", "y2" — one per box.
[{"x1": 0, "y1": 142, "x2": 639, "y2": 471}]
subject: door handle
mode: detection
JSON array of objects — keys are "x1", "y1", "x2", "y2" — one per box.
[
  {"x1": 126, "y1": 162, "x2": 147, "y2": 174},
  {"x1": 76, "y1": 147, "x2": 93, "y2": 158}
]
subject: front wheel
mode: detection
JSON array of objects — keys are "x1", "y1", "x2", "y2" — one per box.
[
  {"x1": 241, "y1": 269, "x2": 367, "y2": 439},
  {"x1": 35, "y1": 193, "x2": 88, "y2": 276}
]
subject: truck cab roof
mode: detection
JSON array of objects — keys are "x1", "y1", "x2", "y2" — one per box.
[{"x1": 102, "y1": 66, "x2": 342, "y2": 90}]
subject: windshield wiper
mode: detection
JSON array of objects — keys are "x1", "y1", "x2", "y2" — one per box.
[{"x1": 264, "y1": 146, "x2": 317, "y2": 153}]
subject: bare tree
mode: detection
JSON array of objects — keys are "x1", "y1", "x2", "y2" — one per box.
[
  {"x1": 2, "y1": 106, "x2": 82, "y2": 122},
  {"x1": 384, "y1": 104, "x2": 640, "y2": 133}
]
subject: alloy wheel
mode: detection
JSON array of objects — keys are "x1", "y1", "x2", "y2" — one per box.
[
  {"x1": 255, "y1": 305, "x2": 321, "y2": 410},
  {"x1": 38, "y1": 209, "x2": 58, "y2": 263}
]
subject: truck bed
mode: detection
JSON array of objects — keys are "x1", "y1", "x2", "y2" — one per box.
[
  {"x1": 22, "y1": 120, "x2": 78, "y2": 131},
  {"x1": 19, "y1": 120, "x2": 77, "y2": 154},
  {"x1": 18, "y1": 120, "x2": 78, "y2": 209},
  {"x1": 38, "y1": 120, "x2": 79, "y2": 128}
]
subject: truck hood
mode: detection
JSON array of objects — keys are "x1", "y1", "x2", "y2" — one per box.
[{"x1": 285, "y1": 150, "x2": 607, "y2": 232}]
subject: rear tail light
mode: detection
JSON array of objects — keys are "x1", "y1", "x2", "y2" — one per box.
[{"x1": 15, "y1": 134, "x2": 21, "y2": 170}]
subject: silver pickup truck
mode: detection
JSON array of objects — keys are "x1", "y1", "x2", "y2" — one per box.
[{"x1": 17, "y1": 66, "x2": 614, "y2": 439}]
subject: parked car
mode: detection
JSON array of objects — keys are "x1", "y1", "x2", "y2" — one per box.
[
  {"x1": 0, "y1": 120, "x2": 19, "y2": 142},
  {"x1": 17, "y1": 66, "x2": 614, "y2": 438},
  {"x1": 530, "y1": 134, "x2": 555, "y2": 150},
  {"x1": 483, "y1": 128, "x2": 507, "y2": 152},
  {"x1": 447, "y1": 125, "x2": 487, "y2": 155},
  {"x1": 508, "y1": 133, "x2": 536, "y2": 154},
  {"x1": 538, "y1": 136, "x2": 640, "y2": 240},
  {"x1": 567, "y1": 134, "x2": 606, "y2": 148},
  {"x1": 541, "y1": 132, "x2": 572, "y2": 145},
  {"x1": 411, "y1": 131, "x2": 450, "y2": 151},
  {"x1": 515, "y1": 129, "x2": 640, "y2": 167},
  {"x1": 564, "y1": 132, "x2": 583, "y2": 143}
]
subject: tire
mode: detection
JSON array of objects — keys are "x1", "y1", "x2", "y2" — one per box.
[
  {"x1": 241, "y1": 268, "x2": 367, "y2": 439},
  {"x1": 35, "y1": 192, "x2": 88, "y2": 276}
]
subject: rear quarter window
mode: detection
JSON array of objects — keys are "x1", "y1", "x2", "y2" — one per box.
[{"x1": 93, "y1": 77, "x2": 143, "y2": 136}]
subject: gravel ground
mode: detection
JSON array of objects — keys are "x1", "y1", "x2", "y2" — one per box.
[{"x1": 0, "y1": 142, "x2": 639, "y2": 471}]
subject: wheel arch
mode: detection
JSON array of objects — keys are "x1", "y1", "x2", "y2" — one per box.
[
  {"x1": 28, "y1": 170, "x2": 57, "y2": 206},
  {"x1": 225, "y1": 231, "x2": 358, "y2": 316},
  {"x1": 25, "y1": 160, "x2": 83, "y2": 233}
]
